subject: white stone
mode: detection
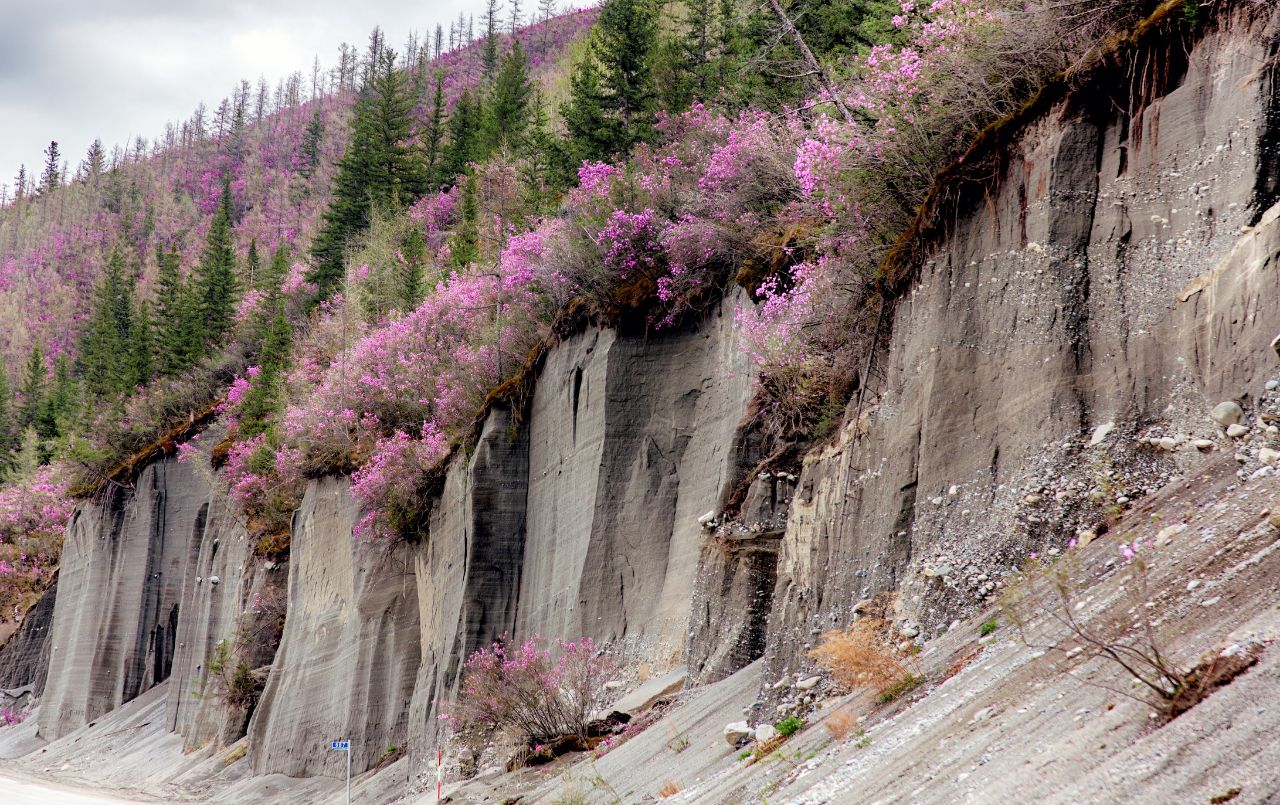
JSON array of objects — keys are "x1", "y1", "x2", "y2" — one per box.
[
  {"x1": 1158, "y1": 437, "x2": 1178, "y2": 451},
  {"x1": 795, "y1": 676, "x2": 821, "y2": 691},
  {"x1": 1260, "y1": 448, "x2": 1280, "y2": 466},
  {"x1": 1211, "y1": 401, "x2": 1245, "y2": 427},
  {"x1": 1227, "y1": 424, "x2": 1249, "y2": 439},
  {"x1": 753, "y1": 723, "x2": 779, "y2": 744},
  {"x1": 724, "y1": 721, "x2": 753, "y2": 746},
  {"x1": 1155, "y1": 524, "x2": 1186, "y2": 546},
  {"x1": 1089, "y1": 422, "x2": 1115, "y2": 446},
  {"x1": 697, "y1": 510, "x2": 717, "y2": 527},
  {"x1": 603, "y1": 680, "x2": 626, "y2": 692},
  {"x1": 209, "y1": 575, "x2": 220, "y2": 585},
  {"x1": 1267, "y1": 380, "x2": 1279, "y2": 392},
  {"x1": 1193, "y1": 439, "x2": 1215, "y2": 450}
]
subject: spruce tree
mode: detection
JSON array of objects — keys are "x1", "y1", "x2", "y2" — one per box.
[
  {"x1": 80, "y1": 247, "x2": 136, "y2": 397},
  {"x1": 300, "y1": 107, "x2": 325, "y2": 178},
  {"x1": 131, "y1": 300, "x2": 155, "y2": 388},
  {"x1": 310, "y1": 47, "x2": 425, "y2": 300},
  {"x1": 441, "y1": 89, "x2": 481, "y2": 182},
  {"x1": 562, "y1": 0, "x2": 659, "y2": 162},
  {"x1": 423, "y1": 72, "x2": 448, "y2": 188},
  {"x1": 400, "y1": 228, "x2": 426, "y2": 312},
  {"x1": 237, "y1": 303, "x2": 292, "y2": 439},
  {"x1": 0, "y1": 367, "x2": 15, "y2": 480},
  {"x1": 195, "y1": 180, "x2": 239, "y2": 341},
  {"x1": 155, "y1": 244, "x2": 193, "y2": 376},
  {"x1": 46, "y1": 355, "x2": 78, "y2": 437},
  {"x1": 482, "y1": 0, "x2": 503, "y2": 78},
  {"x1": 17, "y1": 342, "x2": 47, "y2": 429},
  {"x1": 246, "y1": 239, "x2": 261, "y2": 289},
  {"x1": 483, "y1": 40, "x2": 534, "y2": 151},
  {"x1": 39, "y1": 141, "x2": 62, "y2": 195},
  {"x1": 450, "y1": 175, "x2": 480, "y2": 268}
]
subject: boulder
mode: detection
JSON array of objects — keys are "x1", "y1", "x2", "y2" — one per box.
[
  {"x1": 724, "y1": 721, "x2": 752, "y2": 746},
  {"x1": 753, "y1": 723, "x2": 779, "y2": 744},
  {"x1": 1211, "y1": 401, "x2": 1244, "y2": 427}
]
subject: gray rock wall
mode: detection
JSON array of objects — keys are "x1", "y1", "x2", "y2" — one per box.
[
  {"x1": 0, "y1": 579, "x2": 56, "y2": 692},
  {"x1": 248, "y1": 476, "x2": 420, "y2": 778},
  {"x1": 39, "y1": 459, "x2": 208, "y2": 741},
  {"x1": 763, "y1": 7, "x2": 1280, "y2": 682}
]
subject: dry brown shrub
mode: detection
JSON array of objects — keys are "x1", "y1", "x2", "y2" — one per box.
[
  {"x1": 658, "y1": 781, "x2": 681, "y2": 798},
  {"x1": 824, "y1": 710, "x2": 858, "y2": 741},
  {"x1": 808, "y1": 618, "x2": 916, "y2": 697}
]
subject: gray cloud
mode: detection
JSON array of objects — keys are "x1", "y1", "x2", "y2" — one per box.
[{"x1": 0, "y1": 0, "x2": 535, "y2": 186}]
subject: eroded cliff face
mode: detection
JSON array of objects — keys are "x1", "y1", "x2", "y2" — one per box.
[
  {"x1": 762, "y1": 7, "x2": 1280, "y2": 685},
  {"x1": 32, "y1": 452, "x2": 285, "y2": 751}
]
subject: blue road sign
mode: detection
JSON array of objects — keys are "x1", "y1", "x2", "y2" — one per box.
[{"x1": 330, "y1": 740, "x2": 350, "y2": 750}]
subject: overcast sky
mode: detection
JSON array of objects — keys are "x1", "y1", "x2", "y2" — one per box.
[{"x1": 0, "y1": 0, "x2": 548, "y2": 189}]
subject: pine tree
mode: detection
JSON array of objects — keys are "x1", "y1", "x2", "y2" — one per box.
[
  {"x1": 197, "y1": 181, "x2": 239, "y2": 340},
  {"x1": 237, "y1": 302, "x2": 292, "y2": 439},
  {"x1": 310, "y1": 47, "x2": 426, "y2": 300},
  {"x1": 264, "y1": 243, "x2": 291, "y2": 297},
  {"x1": 39, "y1": 141, "x2": 62, "y2": 195},
  {"x1": 46, "y1": 355, "x2": 78, "y2": 437},
  {"x1": 82, "y1": 139, "x2": 106, "y2": 185}
]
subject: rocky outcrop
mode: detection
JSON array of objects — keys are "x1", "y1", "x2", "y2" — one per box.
[
  {"x1": 0, "y1": 580, "x2": 56, "y2": 692},
  {"x1": 39, "y1": 459, "x2": 209, "y2": 740},
  {"x1": 763, "y1": 6, "x2": 1280, "y2": 682},
  {"x1": 248, "y1": 477, "x2": 420, "y2": 778}
]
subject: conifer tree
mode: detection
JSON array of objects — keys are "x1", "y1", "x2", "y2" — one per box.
[
  {"x1": 46, "y1": 355, "x2": 78, "y2": 437},
  {"x1": 562, "y1": 0, "x2": 658, "y2": 163},
  {"x1": 80, "y1": 247, "x2": 136, "y2": 397},
  {"x1": 423, "y1": 71, "x2": 448, "y2": 188},
  {"x1": 246, "y1": 239, "x2": 261, "y2": 288},
  {"x1": 82, "y1": 139, "x2": 106, "y2": 185},
  {"x1": 441, "y1": 89, "x2": 482, "y2": 182},
  {"x1": 39, "y1": 141, "x2": 62, "y2": 195},
  {"x1": 131, "y1": 300, "x2": 155, "y2": 387},
  {"x1": 195, "y1": 180, "x2": 239, "y2": 340},
  {"x1": 237, "y1": 303, "x2": 292, "y2": 439},
  {"x1": 483, "y1": 0, "x2": 504, "y2": 79},
  {"x1": 155, "y1": 244, "x2": 194, "y2": 376},
  {"x1": 310, "y1": 47, "x2": 425, "y2": 300},
  {"x1": 483, "y1": 40, "x2": 534, "y2": 151},
  {"x1": 450, "y1": 175, "x2": 480, "y2": 268},
  {"x1": 0, "y1": 367, "x2": 15, "y2": 480},
  {"x1": 17, "y1": 342, "x2": 47, "y2": 430},
  {"x1": 400, "y1": 228, "x2": 426, "y2": 312},
  {"x1": 300, "y1": 108, "x2": 325, "y2": 178}
]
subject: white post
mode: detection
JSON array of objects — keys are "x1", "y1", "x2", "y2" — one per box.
[{"x1": 346, "y1": 741, "x2": 351, "y2": 805}]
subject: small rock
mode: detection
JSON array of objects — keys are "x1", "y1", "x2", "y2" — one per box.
[
  {"x1": 969, "y1": 705, "x2": 998, "y2": 724},
  {"x1": 1262, "y1": 448, "x2": 1280, "y2": 466},
  {"x1": 1227, "y1": 424, "x2": 1250, "y2": 439},
  {"x1": 209, "y1": 575, "x2": 220, "y2": 585},
  {"x1": 724, "y1": 721, "x2": 753, "y2": 746},
  {"x1": 771, "y1": 676, "x2": 791, "y2": 691},
  {"x1": 1022, "y1": 493, "x2": 1042, "y2": 505},
  {"x1": 753, "y1": 723, "x2": 779, "y2": 744},
  {"x1": 899, "y1": 624, "x2": 920, "y2": 639},
  {"x1": 698, "y1": 510, "x2": 718, "y2": 528},
  {"x1": 1076, "y1": 530, "x2": 1097, "y2": 547},
  {"x1": 603, "y1": 680, "x2": 626, "y2": 692},
  {"x1": 1089, "y1": 422, "x2": 1115, "y2": 446},
  {"x1": 1187, "y1": 580, "x2": 1201, "y2": 591},
  {"x1": 948, "y1": 485, "x2": 959, "y2": 496},
  {"x1": 1211, "y1": 401, "x2": 1245, "y2": 427},
  {"x1": 1267, "y1": 380, "x2": 1279, "y2": 392},
  {"x1": 1158, "y1": 437, "x2": 1178, "y2": 451},
  {"x1": 1193, "y1": 439, "x2": 1215, "y2": 450},
  {"x1": 795, "y1": 676, "x2": 821, "y2": 691},
  {"x1": 931, "y1": 496, "x2": 944, "y2": 506},
  {"x1": 1155, "y1": 524, "x2": 1186, "y2": 546}
]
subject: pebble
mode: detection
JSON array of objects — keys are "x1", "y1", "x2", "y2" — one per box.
[
  {"x1": 1187, "y1": 580, "x2": 1201, "y2": 591},
  {"x1": 1262, "y1": 448, "x2": 1280, "y2": 466},
  {"x1": 1267, "y1": 380, "x2": 1278, "y2": 392},
  {"x1": 1227, "y1": 424, "x2": 1250, "y2": 438},
  {"x1": 1089, "y1": 422, "x2": 1115, "y2": 446},
  {"x1": 724, "y1": 721, "x2": 752, "y2": 746},
  {"x1": 795, "y1": 676, "x2": 821, "y2": 691},
  {"x1": 1201, "y1": 597, "x2": 1222, "y2": 607},
  {"x1": 753, "y1": 723, "x2": 779, "y2": 744}
]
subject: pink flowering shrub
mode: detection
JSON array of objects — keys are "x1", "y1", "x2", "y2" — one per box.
[
  {"x1": 0, "y1": 705, "x2": 28, "y2": 727},
  {"x1": 350, "y1": 425, "x2": 449, "y2": 540},
  {"x1": 445, "y1": 636, "x2": 617, "y2": 748},
  {"x1": 0, "y1": 466, "x2": 72, "y2": 620}
]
